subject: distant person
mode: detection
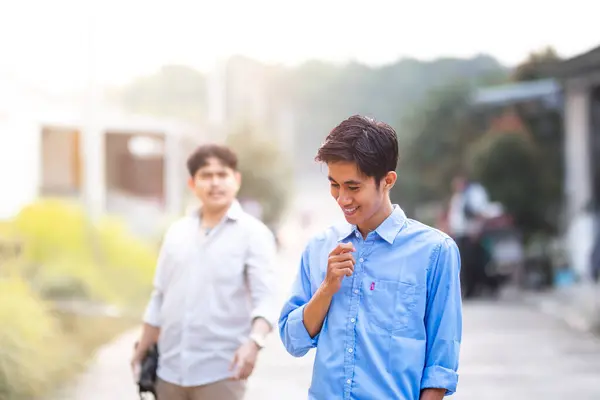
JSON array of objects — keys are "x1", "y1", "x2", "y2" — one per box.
[
  {"x1": 448, "y1": 173, "x2": 490, "y2": 298},
  {"x1": 131, "y1": 144, "x2": 278, "y2": 400},
  {"x1": 279, "y1": 115, "x2": 462, "y2": 399},
  {"x1": 591, "y1": 223, "x2": 600, "y2": 283}
]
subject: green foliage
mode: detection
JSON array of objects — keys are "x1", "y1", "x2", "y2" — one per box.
[
  {"x1": 468, "y1": 130, "x2": 548, "y2": 239},
  {"x1": 0, "y1": 276, "x2": 135, "y2": 399},
  {"x1": 0, "y1": 276, "x2": 67, "y2": 400},
  {"x1": 114, "y1": 55, "x2": 508, "y2": 178},
  {"x1": 8, "y1": 199, "x2": 156, "y2": 307},
  {"x1": 226, "y1": 123, "x2": 293, "y2": 226},
  {"x1": 505, "y1": 46, "x2": 565, "y2": 233},
  {"x1": 391, "y1": 81, "x2": 488, "y2": 212},
  {"x1": 512, "y1": 46, "x2": 561, "y2": 82},
  {"x1": 285, "y1": 55, "x2": 507, "y2": 173},
  {"x1": 0, "y1": 199, "x2": 155, "y2": 398}
]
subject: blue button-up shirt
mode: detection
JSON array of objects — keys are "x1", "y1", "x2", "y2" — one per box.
[{"x1": 279, "y1": 205, "x2": 462, "y2": 399}]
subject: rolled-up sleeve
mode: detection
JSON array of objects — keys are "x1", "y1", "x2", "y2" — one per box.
[
  {"x1": 278, "y1": 247, "x2": 318, "y2": 357},
  {"x1": 421, "y1": 237, "x2": 462, "y2": 395},
  {"x1": 142, "y1": 232, "x2": 171, "y2": 327},
  {"x1": 246, "y1": 224, "x2": 278, "y2": 327}
]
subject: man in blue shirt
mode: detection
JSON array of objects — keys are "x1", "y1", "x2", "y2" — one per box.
[{"x1": 279, "y1": 115, "x2": 462, "y2": 399}]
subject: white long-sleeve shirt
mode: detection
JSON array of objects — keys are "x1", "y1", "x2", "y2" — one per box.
[
  {"x1": 448, "y1": 183, "x2": 490, "y2": 237},
  {"x1": 143, "y1": 200, "x2": 278, "y2": 387}
]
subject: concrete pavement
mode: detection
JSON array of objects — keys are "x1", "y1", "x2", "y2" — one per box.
[
  {"x1": 57, "y1": 297, "x2": 600, "y2": 400},
  {"x1": 455, "y1": 299, "x2": 600, "y2": 400}
]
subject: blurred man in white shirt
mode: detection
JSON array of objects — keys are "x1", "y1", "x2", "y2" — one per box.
[
  {"x1": 131, "y1": 144, "x2": 278, "y2": 400},
  {"x1": 448, "y1": 173, "x2": 490, "y2": 298}
]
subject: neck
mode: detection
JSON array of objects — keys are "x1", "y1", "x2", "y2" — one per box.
[
  {"x1": 201, "y1": 203, "x2": 231, "y2": 228},
  {"x1": 357, "y1": 199, "x2": 394, "y2": 238}
]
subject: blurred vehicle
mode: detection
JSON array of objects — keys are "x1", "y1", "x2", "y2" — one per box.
[{"x1": 479, "y1": 213, "x2": 525, "y2": 296}]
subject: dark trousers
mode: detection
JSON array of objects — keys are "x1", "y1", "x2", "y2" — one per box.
[{"x1": 456, "y1": 235, "x2": 488, "y2": 298}]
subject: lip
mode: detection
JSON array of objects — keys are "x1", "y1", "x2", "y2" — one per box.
[{"x1": 342, "y1": 206, "x2": 359, "y2": 217}]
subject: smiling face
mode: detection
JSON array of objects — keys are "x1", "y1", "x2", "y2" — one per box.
[
  {"x1": 188, "y1": 156, "x2": 241, "y2": 213},
  {"x1": 327, "y1": 161, "x2": 396, "y2": 233}
]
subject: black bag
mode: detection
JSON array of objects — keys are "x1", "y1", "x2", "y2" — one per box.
[{"x1": 137, "y1": 344, "x2": 159, "y2": 398}]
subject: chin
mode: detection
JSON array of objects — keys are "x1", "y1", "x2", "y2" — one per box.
[
  {"x1": 203, "y1": 198, "x2": 232, "y2": 210},
  {"x1": 342, "y1": 211, "x2": 361, "y2": 225}
]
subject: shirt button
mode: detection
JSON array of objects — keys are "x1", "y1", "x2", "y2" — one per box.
[
  {"x1": 347, "y1": 348, "x2": 353, "y2": 353},
  {"x1": 346, "y1": 379, "x2": 352, "y2": 384},
  {"x1": 354, "y1": 289, "x2": 359, "y2": 294},
  {"x1": 359, "y1": 258, "x2": 364, "y2": 263},
  {"x1": 350, "y1": 318, "x2": 356, "y2": 323}
]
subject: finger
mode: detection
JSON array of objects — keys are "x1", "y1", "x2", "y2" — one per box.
[
  {"x1": 132, "y1": 363, "x2": 141, "y2": 383},
  {"x1": 332, "y1": 260, "x2": 355, "y2": 271},
  {"x1": 330, "y1": 242, "x2": 355, "y2": 256},
  {"x1": 232, "y1": 359, "x2": 244, "y2": 380},
  {"x1": 330, "y1": 253, "x2": 355, "y2": 263},
  {"x1": 230, "y1": 360, "x2": 242, "y2": 380},
  {"x1": 338, "y1": 242, "x2": 356, "y2": 253},
  {"x1": 339, "y1": 242, "x2": 355, "y2": 253},
  {"x1": 333, "y1": 266, "x2": 354, "y2": 277},
  {"x1": 240, "y1": 364, "x2": 252, "y2": 380}
]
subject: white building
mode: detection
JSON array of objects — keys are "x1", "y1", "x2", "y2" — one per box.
[
  {"x1": 0, "y1": 77, "x2": 202, "y2": 237},
  {"x1": 472, "y1": 45, "x2": 600, "y2": 281},
  {"x1": 551, "y1": 45, "x2": 600, "y2": 280}
]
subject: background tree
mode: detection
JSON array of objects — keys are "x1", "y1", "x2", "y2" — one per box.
[
  {"x1": 512, "y1": 46, "x2": 561, "y2": 82},
  {"x1": 225, "y1": 122, "x2": 293, "y2": 227},
  {"x1": 391, "y1": 81, "x2": 489, "y2": 215},
  {"x1": 512, "y1": 46, "x2": 564, "y2": 232},
  {"x1": 113, "y1": 55, "x2": 508, "y2": 180},
  {"x1": 468, "y1": 129, "x2": 548, "y2": 240}
]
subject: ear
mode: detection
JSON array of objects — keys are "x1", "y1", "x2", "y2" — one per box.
[
  {"x1": 383, "y1": 171, "x2": 397, "y2": 191},
  {"x1": 234, "y1": 171, "x2": 242, "y2": 187},
  {"x1": 187, "y1": 176, "x2": 196, "y2": 190}
]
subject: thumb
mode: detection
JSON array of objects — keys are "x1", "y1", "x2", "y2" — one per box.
[
  {"x1": 132, "y1": 362, "x2": 141, "y2": 383},
  {"x1": 229, "y1": 352, "x2": 238, "y2": 371}
]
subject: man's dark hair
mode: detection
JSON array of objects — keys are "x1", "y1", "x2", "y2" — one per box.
[
  {"x1": 315, "y1": 115, "x2": 399, "y2": 184},
  {"x1": 186, "y1": 143, "x2": 238, "y2": 177}
]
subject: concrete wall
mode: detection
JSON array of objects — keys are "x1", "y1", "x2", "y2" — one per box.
[
  {"x1": 40, "y1": 127, "x2": 81, "y2": 195},
  {"x1": 564, "y1": 75, "x2": 600, "y2": 279},
  {"x1": 0, "y1": 115, "x2": 41, "y2": 219}
]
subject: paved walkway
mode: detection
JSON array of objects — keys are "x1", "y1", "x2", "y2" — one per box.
[{"x1": 57, "y1": 297, "x2": 600, "y2": 400}]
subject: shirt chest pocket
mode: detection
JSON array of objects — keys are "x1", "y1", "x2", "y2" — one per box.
[
  {"x1": 362, "y1": 277, "x2": 421, "y2": 333},
  {"x1": 209, "y1": 247, "x2": 246, "y2": 281}
]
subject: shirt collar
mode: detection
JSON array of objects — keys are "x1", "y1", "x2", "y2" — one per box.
[
  {"x1": 337, "y1": 204, "x2": 407, "y2": 244},
  {"x1": 192, "y1": 199, "x2": 244, "y2": 222}
]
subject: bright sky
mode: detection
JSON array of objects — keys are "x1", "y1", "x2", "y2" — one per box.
[{"x1": 0, "y1": 0, "x2": 598, "y2": 92}]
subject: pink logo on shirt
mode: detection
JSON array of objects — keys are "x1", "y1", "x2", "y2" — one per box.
[{"x1": 370, "y1": 282, "x2": 375, "y2": 290}]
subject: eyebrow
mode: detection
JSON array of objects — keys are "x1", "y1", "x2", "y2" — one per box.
[{"x1": 328, "y1": 176, "x2": 362, "y2": 185}]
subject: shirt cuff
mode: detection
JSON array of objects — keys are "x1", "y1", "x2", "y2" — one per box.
[
  {"x1": 421, "y1": 365, "x2": 459, "y2": 395},
  {"x1": 143, "y1": 302, "x2": 161, "y2": 327},
  {"x1": 285, "y1": 304, "x2": 319, "y2": 349},
  {"x1": 251, "y1": 306, "x2": 278, "y2": 328}
]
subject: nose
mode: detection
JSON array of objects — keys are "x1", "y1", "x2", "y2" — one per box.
[
  {"x1": 337, "y1": 192, "x2": 353, "y2": 207},
  {"x1": 209, "y1": 175, "x2": 221, "y2": 186}
]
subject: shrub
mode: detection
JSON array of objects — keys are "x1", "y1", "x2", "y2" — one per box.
[
  {"x1": 0, "y1": 199, "x2": 157, "y2": 398},
  {"x1": 8, "y1": 199, "x2": 156, "y2": 307},
  {"x1": 0, "y1": 276, "x2": 68, "y2": 400}
]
